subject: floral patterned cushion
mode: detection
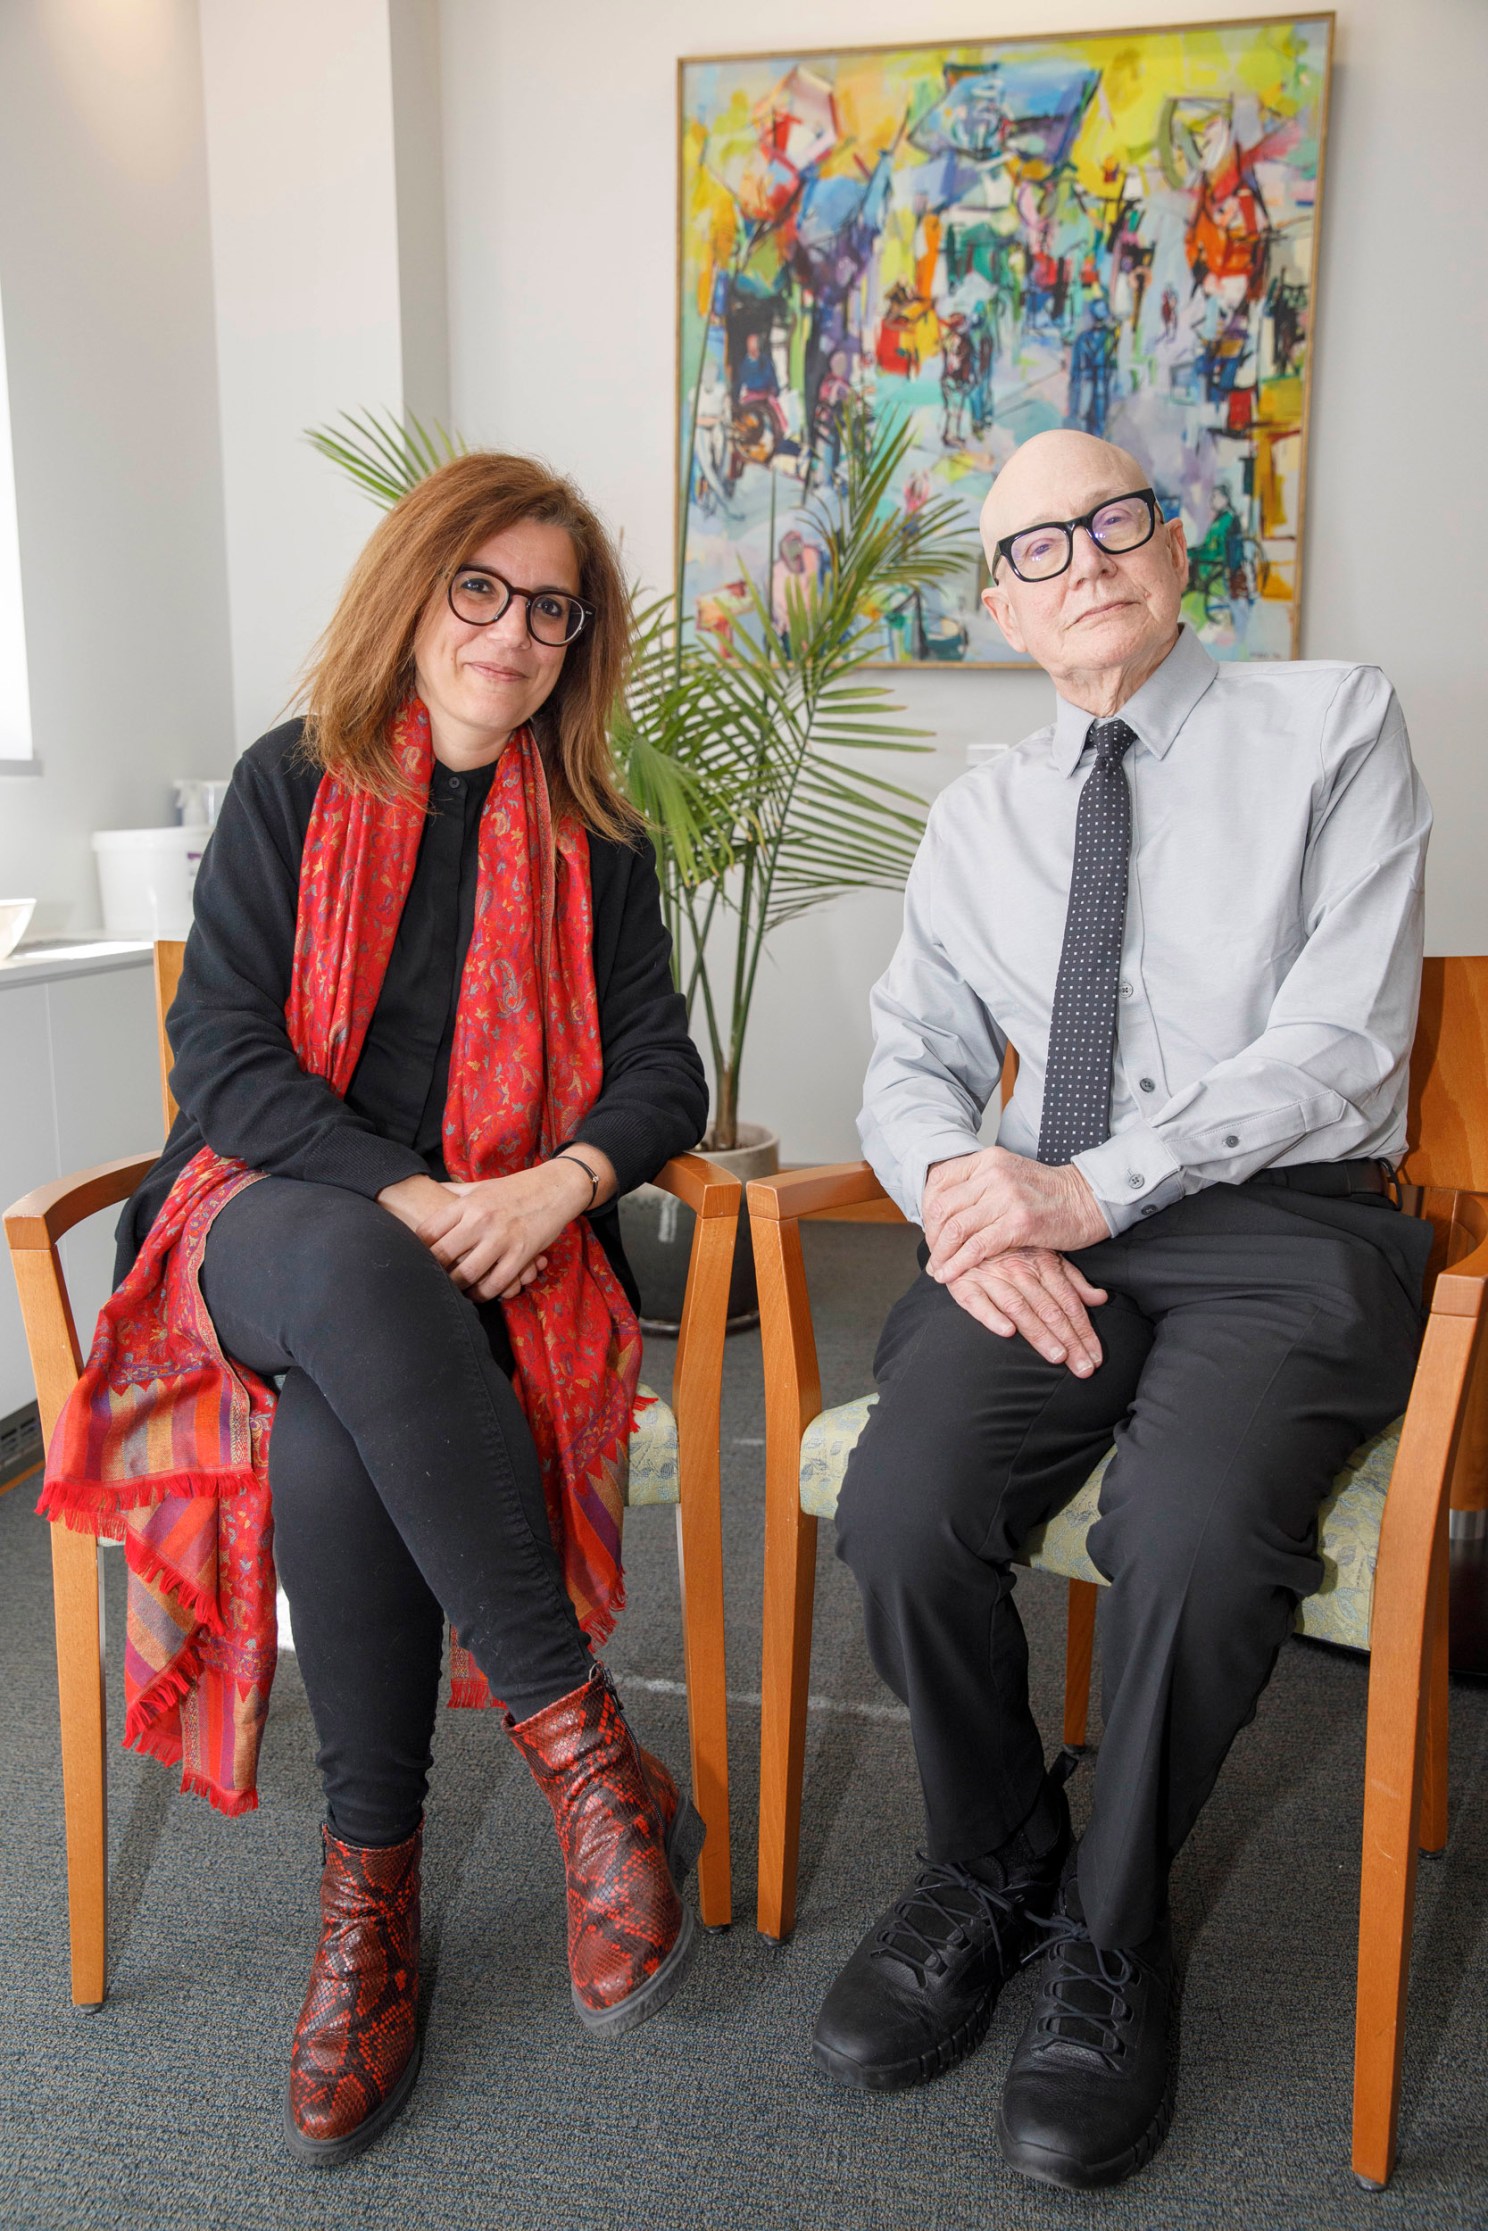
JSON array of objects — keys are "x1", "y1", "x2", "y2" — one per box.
[
  {"x1": 624, "y1": 1384, "x2": 680, "y2": 1508},
  {"x1": 797, "y1": 1396, "x2": 1404, "y2": 1652}
]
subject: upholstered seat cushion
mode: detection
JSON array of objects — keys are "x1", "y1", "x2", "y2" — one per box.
[
  {"x1": 798, "y1": 1396, "x2": 1403, "y2": 1652},
  {"x1": 624, "y1": 1384, "x2": 680, "y2": 1507}
]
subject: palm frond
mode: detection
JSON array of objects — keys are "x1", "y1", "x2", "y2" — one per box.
[{"x1": 305, "y1": 408, "x2": 467, "y2": 509}]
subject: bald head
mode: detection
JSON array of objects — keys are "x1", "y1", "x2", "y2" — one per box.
[
  {"x1": 979, "y1": 431, "x2": 1150, "y2": 551},
  {"x1": 978, "y1": 428, "x2": 1186, "y2": 703}
]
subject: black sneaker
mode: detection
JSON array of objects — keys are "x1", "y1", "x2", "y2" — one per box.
[
  {"x1": 812, "y1": 1792, "x2": 1071, "y2": 2092},
  {"x1": 997, "y1": 1901, "x2": 1178, "y2": 2189}
]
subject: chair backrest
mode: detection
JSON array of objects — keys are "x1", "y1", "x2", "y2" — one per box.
[
  {"x1": 153, "y1": 939, "x2": 186, "y2": 1134},
  {"x1": 1403, "y1": 958, "x2": 1488, "y2": 1192}
]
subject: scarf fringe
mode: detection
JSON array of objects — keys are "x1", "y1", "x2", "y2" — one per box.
[
  {"x1": 124, "y1": 1643, "x2": 205, "y2": 1751},
  {"x1": 38, "y1": 1488, "x2": 126, "y2": 1543},
  {"x1": 448, "y1": 1675, "x2": 500, "y2": 1711},
  {"x1": 179, "y1": 1769, "x2": 259, "y2": 1818},
  {"x1": 40, "y1": 1466, "x2": 254, "y2": 1530},
  {"x1": 122, "y1": 1537, "x2": 224, "y2": 1638}
]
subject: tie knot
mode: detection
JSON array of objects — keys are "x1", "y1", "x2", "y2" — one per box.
[{"x1": 1086, "y1": 717, "x2": 1135, "y2": 767}]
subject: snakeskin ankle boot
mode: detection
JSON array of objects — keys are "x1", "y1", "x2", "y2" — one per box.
[
  {"x1": 507, "y1": 1663, "x2": 705, "y2": 2035},
  {"x1": 284, "y1": 1824, "x2": 422, "y2": 2165}
]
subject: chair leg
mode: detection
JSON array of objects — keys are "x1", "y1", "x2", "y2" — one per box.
[
  {"x1": 674, "y1": 1497, "x2": 733, "y2": 1929},
  {"x1": 757, "y1": 1492, "x2": 819, "y2": 1942},
  {"x1": 1352, "y1": 1505, "x2": 1447, "y2": 2187},
  {"x1": 1419, "y1": 1527, "x2": 1449, "y2": 1858},
  {"x1": 51, "y1": 1522, "x2": 108, "y2": 2007},
  {"x1": 1063, "y1": 1579, "x2": 1098, "y2": 1750},
  {"x1": 1353, "y1": 1713, "x2": 1425, "y2": 2185}
]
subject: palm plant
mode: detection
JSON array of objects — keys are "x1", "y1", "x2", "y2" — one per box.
[
  {"x1": 627, "y1": 406, "x2": 972, "y2": 1147},
  {"x1": 307, "y1": 405, "x2": 972, "y2": 1149}
]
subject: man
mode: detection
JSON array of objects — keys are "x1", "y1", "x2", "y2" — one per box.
[{"x1": 813, "y1": 430, "x2": 1431, "y2": 2190}]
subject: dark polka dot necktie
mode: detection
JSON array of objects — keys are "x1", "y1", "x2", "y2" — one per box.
[{"x1": 1036, "y1": 718, "x2": 1136, "y2": 1165}]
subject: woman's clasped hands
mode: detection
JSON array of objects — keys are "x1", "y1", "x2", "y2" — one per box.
[{"x1": 376, "y1": 1152, "x2": 613, "y2": 1301}]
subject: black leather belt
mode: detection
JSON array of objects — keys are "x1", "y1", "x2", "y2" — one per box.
[{"x1": 1245, "y1": 1158, "x2": 1396, "y2": 1200}]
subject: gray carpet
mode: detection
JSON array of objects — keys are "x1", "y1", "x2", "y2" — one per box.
[{"x1": 2, "y1": 1221, "x2": 1486, "y2": 2230}]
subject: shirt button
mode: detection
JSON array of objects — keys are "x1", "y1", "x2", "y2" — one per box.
[
  {"x1": 1127, "y1": 1172, "x2": 1144, "y2": 1189},
  {"x1": 447, "y1": 773, "x2": 465, "y2": 793},
  {"x1": 1140, "y1": 1204, "x2": 1159, "y2": 1218},
  {"x1": 1224, "y1": 1133, "x2": 1240, "y2": 1148},
  {"x1": 1120, "y1": 980, "x2": 1134, "y2": 999},
  {"x1": 1139, "y1": 1077, "x2": 1155, "y2": 1093}
]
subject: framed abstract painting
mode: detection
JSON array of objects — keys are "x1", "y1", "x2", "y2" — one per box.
[{"x1": 677, "y1": 16, "x2": 1333, "y2": 665}]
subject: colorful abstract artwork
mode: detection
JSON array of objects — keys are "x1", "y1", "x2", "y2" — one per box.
[{"x1": 678, "y1": 20, "x2": 1332, "y2": 664}]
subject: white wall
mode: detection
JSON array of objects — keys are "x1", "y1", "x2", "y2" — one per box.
[
  {"x1": 0, "y1": 280, "x2": 33, "y2": 764},
  {"x1": 0, "y1": 0, "x2": 234, "y2": 936},
  {"x1": 442, "y1": 0, "x2": 1488, "y2": 1158},
  {"x1": 200, "y1": 0, "x2": 450, "y2": 750}
]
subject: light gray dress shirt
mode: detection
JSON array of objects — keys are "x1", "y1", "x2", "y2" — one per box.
[{"x1": 859, "y1": 624, "x2": 1431, "y2": 1235}]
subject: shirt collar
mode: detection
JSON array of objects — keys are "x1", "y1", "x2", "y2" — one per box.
[{"x1": 1049, "y1": 624, "x2": 1218, "y2": 776}]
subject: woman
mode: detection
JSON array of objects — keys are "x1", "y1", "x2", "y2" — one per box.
[{"x1": 42, "y1": 454, "x2": 709, "y2": 2165}]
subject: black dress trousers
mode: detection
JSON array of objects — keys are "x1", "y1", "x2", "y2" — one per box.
[{"x1": 833, "y1": 1183, "x2": 1432, "y2": 1949}]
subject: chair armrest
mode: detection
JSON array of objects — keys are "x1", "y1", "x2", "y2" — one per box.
[
  {"x1": 1420, "y1": 1187, "x2": 1488, "y2": 1317},
  {"x1": 748, "y1": 1162, "x2": 897, "y2": 1223},
  {"x1": 4, "y1": 1155, "x2": 158, "y2": 1249},
  {"x1": 652, "y1": 1152, "x2": 742, "y2": 1219},
  {"x1": 1432, "y1": 1231, "x2": 1488, "y2": 1318}
]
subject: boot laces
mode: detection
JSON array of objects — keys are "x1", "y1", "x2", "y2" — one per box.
[
  {"x1": 1024, "y1": 1911, "x2": 1137, "y2": 2068},
  {"x1": 870, "y1": 1858, "x2": 1022, "y2": 1986}
]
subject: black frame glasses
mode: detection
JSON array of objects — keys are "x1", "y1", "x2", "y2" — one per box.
[
  {"x1": 992, "y1": 488, "x2": 1161, "y2": 583},
  {"x1": 446, "y1": 562, "x2": 594, "y2": 647}
]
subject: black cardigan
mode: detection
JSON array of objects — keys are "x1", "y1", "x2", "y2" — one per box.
[{"x1": 116, "y1": 722, "x2": 708, "y2": 1298}]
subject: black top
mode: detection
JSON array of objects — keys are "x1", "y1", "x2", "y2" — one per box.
[{"x1": 116, "y1": 721, "x2": 709, "y2": 1302}]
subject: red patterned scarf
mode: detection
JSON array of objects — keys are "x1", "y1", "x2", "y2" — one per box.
[{"x1": 40, "y1": 704, "x2": 641, "y2": 1812}]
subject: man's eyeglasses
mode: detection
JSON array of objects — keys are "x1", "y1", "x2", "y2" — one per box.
[
  {"x1": 447, "y1": 564, "x2": 593, "y2": 647},
  {"x1": 992, "y1": 489, "x2": 1161, "y2": 584}
]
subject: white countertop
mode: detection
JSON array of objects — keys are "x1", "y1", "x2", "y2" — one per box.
[{"x1": 0, "y1": 938, "x2": 152, "y2": 989}]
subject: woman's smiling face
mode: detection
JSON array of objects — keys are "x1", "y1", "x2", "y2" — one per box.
[{"x1": 413, "y1": 517, "x2": 581, "y2": 765}]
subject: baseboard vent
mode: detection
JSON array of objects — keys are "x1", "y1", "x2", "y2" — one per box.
[{"x1": 0, "y1": 1402, "x2": 43, "y2": 1490}]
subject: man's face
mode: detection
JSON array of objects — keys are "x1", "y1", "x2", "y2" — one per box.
[{"x1": 980, "y1": 450, "x2": 1187, "y2": 682}]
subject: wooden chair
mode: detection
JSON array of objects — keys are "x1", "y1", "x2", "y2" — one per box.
[
  {"x1": 5, "y1": 938, "x2": 742, "y2": 2010},
  {"x1": 748, "y1": 955, "x2": 1488, "y2": 2191}
]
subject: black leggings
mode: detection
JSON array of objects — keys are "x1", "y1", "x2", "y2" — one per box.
[{"x1": 200, "y1": 1177, "x2": 594, "y2": 1846}]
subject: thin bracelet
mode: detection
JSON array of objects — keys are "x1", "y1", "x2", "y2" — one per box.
[{"x1": 554, "y1": 1147, "x2": 601, "y2": 1211}]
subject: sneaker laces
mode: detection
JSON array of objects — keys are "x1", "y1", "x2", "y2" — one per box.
[
  {"x1": 870, "y1": 1858, "x2": 1023, "y2": 1986},
  {"x1": 1022, "y1": 1911, "x2": 1138, "y2": 2069}
]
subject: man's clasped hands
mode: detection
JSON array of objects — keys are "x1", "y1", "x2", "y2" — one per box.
[{"x1": 921, "y1": 1146, "x2": 1112, "y2": 1377}]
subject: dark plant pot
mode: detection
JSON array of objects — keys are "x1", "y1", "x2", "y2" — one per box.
[{"x1": 619, "y1": 1124, "x2": 781, "y2": 1335}]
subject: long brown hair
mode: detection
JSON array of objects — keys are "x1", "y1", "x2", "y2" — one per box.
[{"x1": 299, "y1": 451, "x2": 639, "y2": 839}]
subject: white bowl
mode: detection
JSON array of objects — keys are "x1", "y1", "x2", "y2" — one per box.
[{"x1": 0, "y1": 897, "x2": 35, "y2": 961}]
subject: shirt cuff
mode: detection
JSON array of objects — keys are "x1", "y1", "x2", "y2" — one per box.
[
  {"x1": 1073, "y1": 1125, "x2": 1186, "y2": 1236},
  {"x1": 901, "y1": 1128, "x2": 988, "y2": 1225}
]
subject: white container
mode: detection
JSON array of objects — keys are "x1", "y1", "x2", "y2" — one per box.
[
  {"x1": 92, "y1": 826, "x2": 207, "y2": 939},
  {"x1": 172, "y1": 777, "x2": 232, "y2": 829},
  {"x1": 0, "y1": 896, "x2": 35, "y2": 960}
]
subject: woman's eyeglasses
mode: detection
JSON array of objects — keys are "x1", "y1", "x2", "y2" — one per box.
[
  {"x1": 993, "y1": 489, "x2": 1161, "y2": 583},
  {"x1": 447, "y1": 564, "x2": 593, "y2": 647}
]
